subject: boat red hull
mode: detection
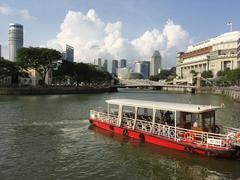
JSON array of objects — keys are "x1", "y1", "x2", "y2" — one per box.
[{"x1": 89, "y1": 118, "x2": 235, "y2": 158}]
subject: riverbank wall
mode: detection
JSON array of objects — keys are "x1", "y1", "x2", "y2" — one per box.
[
  {"x1": 0, "y1": 86, "x2": 117, "y2": 95},
  {"x1": 196, "y1": 87, "x2": 240, "y2": 102},
  {"x1": 162, "y1": 86, "x2": 194, "y2": 93}
]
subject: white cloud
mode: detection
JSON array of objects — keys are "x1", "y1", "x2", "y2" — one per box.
[
  {"x1": 48, "y1": 9, "x2": 191, "y2": 67},
  {"x1": 0, "y1": 4, "x2": 36, "y2": 21},
  {"x1": 20, "y1": 9, "x2": 37, "y2": 21},
  {"x1": 0, "y1": 5, "x2": 13, "y2": 15}
]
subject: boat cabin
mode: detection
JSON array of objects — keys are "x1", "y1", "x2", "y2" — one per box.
[{"x1": 105, "y1": 99, "x2": 221, "y2": 133}]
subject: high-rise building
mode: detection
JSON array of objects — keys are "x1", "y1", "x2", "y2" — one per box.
[
  {"x1": 120, "y1": 59, "x2": 127, "y2": 68},
  {"x1": 112, "y1": 60, "x2": 118, "y2": 74},
  {"x1": 8, "y1": 23, "x2": 23, "y2": 61},
  {"x1": 94, "y1": 58, "x2": 102, "y2": 67},
  {"x1": 66, "y1": 44, "x2": 74, "y2": 62},
  {"x1": 0, "y1": 44, "x2": 1, "y2": 58},
  {"x1": 150, "y1": 50, "x2": 161, "y2": 76},
  {"x1": 134, "y1": 61, "x2": 150, "y2": 79},
  {"x1": 102, "y1": 59, "x2": 108, "y2": 71}
]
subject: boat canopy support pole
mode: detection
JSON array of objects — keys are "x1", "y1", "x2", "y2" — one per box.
[
  {"x1": 107, "y1": 103, "x2": 109, "y2": 119},
  {"x1": 118, "y1": 105, "x2": 123, "y2": 127},
  {"x1": 151, "y1": 109, "x2": 156, "y2": 134},
  {"x1": 133, "y1": 106, "x2": 138, "y2": 130},
  {"x1": 174, "y1": 110, "x2": 177, "y2": 140}
]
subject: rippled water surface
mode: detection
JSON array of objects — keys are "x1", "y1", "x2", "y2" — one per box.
[{"x1": 0, "y1": 89, "x2": 240, "y2": 180}]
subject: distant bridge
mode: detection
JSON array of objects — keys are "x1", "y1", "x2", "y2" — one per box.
[{"x1": 111, "y1": 79, "x2": 196, "y2": 93}]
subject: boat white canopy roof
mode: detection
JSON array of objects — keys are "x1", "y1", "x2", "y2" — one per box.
[{"x1": 106, "y1": 99, "x2": 222, "y2": 113}]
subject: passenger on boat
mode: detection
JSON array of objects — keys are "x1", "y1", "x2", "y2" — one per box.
[
  {"x1": 193, "y1": 121, "x2": 198, "y2": 128},
  {"x1": 164, "y1": 111, "x2": 174, "y2": 125}
]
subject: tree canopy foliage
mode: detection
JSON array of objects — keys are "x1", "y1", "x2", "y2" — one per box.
[
  {"x1": 0, "y1": 57, "x2": 18, "y2": 78},
  {"x1": 201, "y1": 70, "x2": 213, "y2": 79},
  {"x1": 53, "y1": 60, "x2": 113, "y2": 87},
  {"x1": 149, "y1": 67, "x2": 176, "y2": 81},
  {"x1": 216, "y1": 69, "x2": 240, "y2": 85},
  {"x1": 17, "y1": 47, "x2": 61, "y2": 85}
]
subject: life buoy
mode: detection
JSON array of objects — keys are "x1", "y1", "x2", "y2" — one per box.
[
  {"x1": 139, "y1": 133, "x2": 145, "y2": 142},
  {"x1": 184, "y1": 131, "x2": 195, "y2": 143},
  {"x1": 123, "y1": 129, "x2": 128, "y2": 137}
]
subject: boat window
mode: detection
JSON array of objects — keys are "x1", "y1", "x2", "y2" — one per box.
[
  {"x1": 155, "y1": 110, "x2": 164, "y2": 124},
  {"x1": 109, "y1": 104, "x2": 119, "y2": 116},
  {"x1": 185, "y1": 113, "x2": 192, "y2": 129},
  {"x1": 191, "y1": 113, "x2": 203, "y2": 131},
  {"x1": 122, "y1": 106, "x2": 135, "y2": 119},
  {"x1": 203, "y1": 111, "x2": 215, "y2": 132},
  {"x1": 155, "y1": 110, "x2": 174, "y2": 126},
  {"x1": 137, "y1": 107, "x2": 153, "y2": 122}
]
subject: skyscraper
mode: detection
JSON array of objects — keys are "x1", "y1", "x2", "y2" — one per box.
[
  {"x1": 66, "y1": 44, "x2": 74, "y2": 62},
  {"x1": 94, "y1": 58, "x2": 102, "y2": 67},
  {"x1": 8, "y1": 23, "x2": 23, "y2": 61},
  {"x1": 150, "y1": 50, "x2": 161, "y2": 76},
  {"x1": 112, "y1": 60, "x2": 118, "y2": 74},
  {"x1": 134, "y1": 61, "x2": 150, "y2": 79},
  {"x1": 102, "y1": 59, "x2": 108, "y2": 71},
  {"x1": 120, "y1": 59, "x2": 127, "y2": 68}
]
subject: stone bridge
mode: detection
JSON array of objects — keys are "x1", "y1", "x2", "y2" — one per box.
[{"x1": 111, "y1": 79, "x2": 196, "y2": 93}]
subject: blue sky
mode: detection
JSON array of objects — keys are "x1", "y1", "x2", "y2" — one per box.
[{"x1": 0, "y1": 0, "x2": 240, "y2": 66}]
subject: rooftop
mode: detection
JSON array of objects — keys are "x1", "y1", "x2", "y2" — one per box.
[{"x1": 106, "y1": 99, "x2": 222, "y2": 113}]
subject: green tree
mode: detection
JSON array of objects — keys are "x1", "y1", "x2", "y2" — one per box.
[
  {"x1": 53, "y1": 61, "x2": 113, "y2": 87},
  {"x1": 53, "y1": 60, "x2": 76, "y2": 85},
  {"x1": 17, "y1": 47, "x2": 61, "y2": 85},
  {"x1": 225, "y1": 69, "x2": 240, "y2": 82},
  {"x1": 0, "y1": 58, "x2": 19, "y2": 81},
  {"x1": 201, "y1": 70, "x2": 213, "y2": 78},
  {"x1": 149, "y1": 67, "x2": 176, "y2": 81}
]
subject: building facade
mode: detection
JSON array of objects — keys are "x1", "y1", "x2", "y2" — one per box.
[
  {"x1": 102, "y1": 59, "x2": 108, "y2": 72},
  {"x1": 28, "y1": 69, "x2": 52, "y2": 86},
  {"x1": 0, "y1": 44, "x2": 1, "y2": 58},
  {"x1": 120, "y1": 59, "x2": 127, "y2": 68},
  {"x1": 176, "y1": 31, "x2": 240, "y2": 80},
  {"x1": 112, "y1": 60, "x2": 118, "y2": 74},
  {"x1": 150, "y1": 50, "x2": 161, "y2": 76},
  {"x1": 66, "y1": 44, "x2": 74, "y2": 62},
  {"x1": 134, "y1": 61, "x2": 150, "y2": 79},
  {"x1": 8, "y1": 23, "x2": 23, "y2": 61},
  {"x1": 94, "y1": 58, "x2": 102, "y2": 67}
]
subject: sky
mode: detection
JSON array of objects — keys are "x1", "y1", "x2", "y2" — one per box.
[{"x1": 0, "y1": 0, "x2": 240, "y2": 67}]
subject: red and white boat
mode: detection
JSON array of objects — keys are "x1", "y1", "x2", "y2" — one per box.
[{"x1": 89, "y1": 99, "x2": 240, "y2": 158}]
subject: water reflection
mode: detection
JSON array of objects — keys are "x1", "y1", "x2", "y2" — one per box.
[
  {"x1": 89, "y1": 125, "x2": 240, "y2": 179},
  {"x1": 0, "y1": 91, "x2": 239, "y2": 179}
]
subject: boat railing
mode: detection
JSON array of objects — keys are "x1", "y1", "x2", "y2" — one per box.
[
  {"x1": 122, "y1": 117, "x2": 135, "y2": 129},
  {"x1": 90, "y1": 110, "x2": 238, "y2": 149},
  {"x1": 135, "y1": 119, "x2": 152, "y2": 133},
  {"x1": 90, "y1": 110, "x2": 118, "y2": 125},
  {"x1": 222, "y1": 126, "x2": 240, "y2": 134},
  {"x1": 174, "y1": 126, "x2": 232, "y2": 149}
]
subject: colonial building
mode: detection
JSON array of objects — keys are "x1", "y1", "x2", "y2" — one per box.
[
  {"x1": 28, "y1": 69, "x2": 52, "y2": 86},
  {"x1": 176, "y1": 31, "x2": 240, "y2": 81}
]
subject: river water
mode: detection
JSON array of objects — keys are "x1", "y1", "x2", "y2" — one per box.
[{"x1": 0, "y1": 89, "x2": 239, "y2": 180}]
